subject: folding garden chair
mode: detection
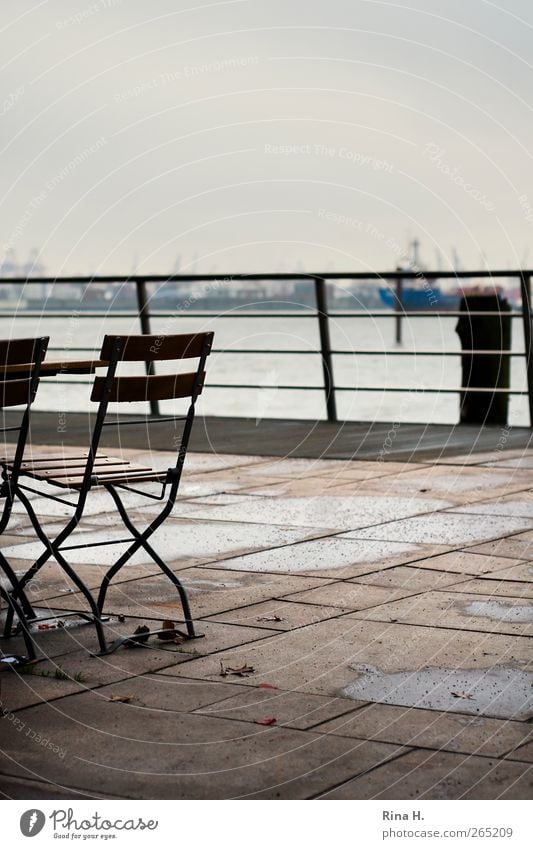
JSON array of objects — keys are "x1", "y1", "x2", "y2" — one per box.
[
  {"x1": 4, "y1": 332, "x2": 213, "y2": 655},
  {"x1": 0, "y1": 336, "x2": 49, "y2": 662}
]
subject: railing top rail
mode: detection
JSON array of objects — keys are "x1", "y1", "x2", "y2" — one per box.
[{"x1": 0, "y1": 269, "x2": 532, "y2": 284}]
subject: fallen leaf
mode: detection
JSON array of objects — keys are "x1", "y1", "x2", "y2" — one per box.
[
  {"x1": 257, "y1": 615, "x2": 284, "y2": 622},
  {"x1": 219, "y1": 661, "x2": 255, "y2": 678},
  {"x1": 451, "y1": 691, "x2": 475, "y2": 700},
  {"x1": 255, "y1": 717, "x2": 277, "y2": 726},
  {"x1": 259, "y1": 683, "x2": 278, "y2": 690},
  {"x1": 118, "y1": 614, "x2": 126, "y2": 623},
  {"x1": 157, "y1": 620, "x2": 177, "y2": 641},
  {"x1": 108, "y1": 695, "x2": 133, "y2": 703},
  {"x1": 124, "y1": 625, "x2": 150, "y2": 648}
]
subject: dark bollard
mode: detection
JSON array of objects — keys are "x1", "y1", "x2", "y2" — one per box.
[{"x1": 455, "y1": 293, "x2": 511, "y2": 425}]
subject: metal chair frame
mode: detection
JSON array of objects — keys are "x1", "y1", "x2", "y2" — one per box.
[
  {"x1": 4, "y1": 332, "x2": 213, "y2": 655},
  {"x1": 0, "y1": 337, "x2": 49, "y2": 662}
]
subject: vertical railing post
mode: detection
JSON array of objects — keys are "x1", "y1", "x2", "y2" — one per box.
[
  {"x1": 314, "y1": 276, "x2": 337, "y2": 422},
  {"x1": 135, "y1": 277, "x2": 160, "y2": 417},
  {"x1": 520, "y1": 271, "x2": 533, "y2": 427},
  {"x1": 395, "y1": 270, "x2": 403, "y2": 344}
]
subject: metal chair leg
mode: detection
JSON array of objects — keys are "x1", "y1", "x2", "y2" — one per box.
[
  {"x1": 12, "y1": 488, "x2": 108, "y2": 654},
  {"x1": 97, "y1": 486, "x2": 195, "y2": 636},
  {"x1": 0, "y1": 585, "x2": 36, "y2": 661}
]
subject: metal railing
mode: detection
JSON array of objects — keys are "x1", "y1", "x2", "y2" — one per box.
[{"x1": 1, "y1": 269, "x2": 532, "y2": 426}]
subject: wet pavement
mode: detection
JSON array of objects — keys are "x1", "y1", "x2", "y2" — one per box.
[{"x1": 0, "y1": 446, "x2": 532, "y2": 799}]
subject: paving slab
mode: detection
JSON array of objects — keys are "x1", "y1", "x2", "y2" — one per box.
[
  {"x1": 314, "y1": 702, "x2": 532, "y2": 757},
  {"x1": 195, "y1": 686, "x2": 365, "y2": 730},
  {"x1": 162, "y1": 619, "x2": 533, "y2": 708},
  {"x1": 451, "y1": 493, "x2": 533, "y2": 519},
  {"x1": 71, "y1": 674, "x2": 253, "y2": 714},
  {"x1": 309, "y1": 460, "x2": 429, "y2": 477},
  {"x1": 238, "y1": 457, "x2": 380, "y2": 479},
  {"x1": 3, "y1": 518, "x2": 318, "y2": 567},
  {"x1": 1, "y1": 618, "x2": 279, "y2": 696},
  {"x1": 346, "y1": 513, "x2": 533, "y2": 545},
  {"x1": 16, "y1": 559, "x2": 180, "y2": 604},
  {"x1": 208, "y1": 537, "x2": 443, "y2": 578},
  {"x1": 0, "y1": 774, "x2": 104, "y2": 800},
  {"x1": 45, "y1": 567, "x2": 332, "y2": 620},
  {"x1": 0, "y1": 644, "x2": 194, "y2": 713},
  {"x1": 351, "y1": 465, "x2": 533, "y2": 501},
  {"x1": 174, "y1": 478, "x2": 263, "y2": 498},
  {"x1": 245, "y1": 473, "x2": 392, "y2": 496},
  {"x1": 422, "y1": 448, "x2": 529, "y2": 468},
  {"x1": 238, "y1": 476, "x2": 379, "y2": 498},
  {"x1": 177, "y1": 493, "x2": 255, "y2": 509},
  {"x1": 505, "y1": 741, "x2": 533, "y2": 763},
  {"x1": 322, "y1": 748, "x2": 532, "y2": 799},
  {"x1": 405, "y1": 550, "x2": 527, "y2": 576},
  {"x1": 0, "y1": 693, "x2": 405, "y2": 799},
  {"x1": 467, "y1": 532, "x2": 533, "y2": 560},
  {"x1": 150, "y1": 493, "x2": 455, "y2": 532},
  {"x1": 483, "y1": 455, "x2": 533, "y2": 470},
  {"x1": 348, "y1": 565, "x2": 468, "y2": 593},
  {"x1": 283, "y1": 581, "x2": 420, "y2": 611},
  {"x1": 445, "y1": 577, "x2": 533, "y2": 599},
  {"x1": 205, "y1": 599, "x2": 349, "y2": 630},
  {"x1": 0, "y1": 665, "x2": 250, "y2": 715},
  {"x1": 1, "y1": 668, "x2": 87, "y2": 713},
  {"x1": 177, "y1": 467, "x2": 286, "y2": 491},
  {"x1": 167, "y1": 451, "x2": 267, "y2": 474},
  {"x1": 351, "y1": 590, "x2": 533, "y2": 637},
  {"x1": 0, "y1": 609, "x2": 148, "y2": 661},
  {"x1": 487, "y1": 562, "x2": 533, "y2": 582}
]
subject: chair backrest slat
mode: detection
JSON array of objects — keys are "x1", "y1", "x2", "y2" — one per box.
[
  {"x1": 0, "y1": 337, "x2": 48, "y2": 367},
  {"x1": 99, "y1": 332, "x2": 213, "y2": 362},
  {"x1": 0, "y1": 378, "x2": 34, "y2": 408},
  {"x1": 90, "y1": 371, "x2": 205, "y2": 403}
]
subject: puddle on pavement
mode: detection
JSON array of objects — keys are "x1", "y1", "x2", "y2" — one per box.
[
  {"x1": 340, "y1": 663, "x2": 533, "y2": 719},
  {"x1": 182, "y1": 577, "x2": 243, "y2": 591},
  {"x1": 458, "y1": 599, "x2": 533, "y2": 623}
]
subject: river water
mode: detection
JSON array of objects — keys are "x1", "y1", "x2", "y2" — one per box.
[{"x1": 1, "y1": 311, "x2": 527, "y2": 426}]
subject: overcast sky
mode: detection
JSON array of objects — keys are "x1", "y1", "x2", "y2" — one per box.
[{"x1": 1, "y1": 0, "x2": 532, "y2": 276}]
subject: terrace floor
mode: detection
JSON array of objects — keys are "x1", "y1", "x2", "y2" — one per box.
[{"x1": 0, "y1": 444, "x2": 532, "y2": 799}]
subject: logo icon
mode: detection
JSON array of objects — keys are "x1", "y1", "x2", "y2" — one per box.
[{"x1": 20, "y1": 810, "x2": 46, "y2": 837}]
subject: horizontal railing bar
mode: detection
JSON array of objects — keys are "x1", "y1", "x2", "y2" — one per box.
[
  {"x1": 1, "y1": 269, "x2": 531, "y2": 283},
  {"x1": 42, "y1": 378, "x2": 529, "y2": 395},
  {"x1": 23, "y1": 345, "x2": 525, "y2": 359},
  {"x1": 329, "y1": 311, "x2": 524, "y2": 318},
  {"x1": 0, "y1": 310, "x2": 525, "y2": 319},
  {"x1": 334, "y1": 387, "x2": 528, "y2": 395},
  {"x1": 331, "y1": 350, "x2": 522, "y2": 356},
  {"x1": 202, "y1": 383, "x2": 528, "y2": 395},
  {"x1": 214, "y1": 348, "x2": 522, "y2": 356},
  {"x1": 0, "y1": 310, "x2": 316, "y2": 319},
  {"x1": 42, "y1": 345, "x2": 524, "y2": 357}
]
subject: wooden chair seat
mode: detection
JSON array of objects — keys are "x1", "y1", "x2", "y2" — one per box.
[{"x1": 3, "y1": 453, "x2": 166, "y2": 488}]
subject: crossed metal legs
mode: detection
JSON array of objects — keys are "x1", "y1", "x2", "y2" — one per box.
[{"x1": 4, "y1": 484, "x2": 196, "y2": 655}]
